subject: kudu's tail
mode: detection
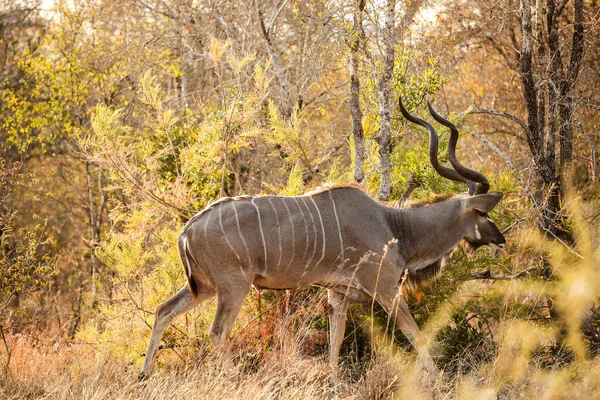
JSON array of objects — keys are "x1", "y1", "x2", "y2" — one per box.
[{"x1": 178, "y1": 234, "x2": 199, "y2": 297}]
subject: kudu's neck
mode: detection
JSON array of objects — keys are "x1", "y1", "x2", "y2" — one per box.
[{"x1": 386, "y1": 199, "x2": 465, "y2": 265}]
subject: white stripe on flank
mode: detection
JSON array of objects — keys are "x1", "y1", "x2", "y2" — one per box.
[
  {"x1": 182, "y1": 236, "x2": 192, "y2": 281},
  {"x1": 201, "y1": 208, "x2": 218, "y2": 267},
  {"x1": 232, "y1": 201, "x2": 252, "y2": 266},
  {"x1": 328, "y1": 191, "x2": 344, "y2": 262},
  {"x1": 293, "y1": 197, "x2": 310, "y2": 263},
  {"x1": 267, "y1": 198, "x2": 283, "y2": 269},
  {"x1": 301, "y1": 197, "x2": 318, "y2": 265},
  {"x1": 203, "y1": 208, "x2": 214, "y2": 247},
  {"x1": 251, "y1": 198, "x2": 268, "y2": 269},
  {"x1": 219, "y1": 205, "x2": 241, "y2": 263},
  {"x1": 309, "y1": 197, "x2": 326, "y2": 268},
  {"x1": 203, "y1": 209, "x2": 211, "y2": 236},
  {"x1": 281, "y1": 198, "x2": 296, "y2": 270}
]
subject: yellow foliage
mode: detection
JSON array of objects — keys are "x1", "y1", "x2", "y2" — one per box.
[
  {"x1": 209, "y1": 36, "x2": 231, "y2": 65},
  {"x1": 139, "y1": 70, "x2": 166, "y2": 109},
  {"x1": 280, "y1": 165, "x2": 305, "y2": 196}
]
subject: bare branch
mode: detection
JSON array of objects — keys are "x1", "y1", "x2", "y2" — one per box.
[
  {"x1": 590, "y1": 209, "x2": 600, "y2": 224},
  {"x1": 135, "y1": 0, "x2": 178, "y2": 21},
  {"x1": 209, "y1": 2, "x2": 233, "y2": 38},
  {"x1": 555, "y1": 0, "x2": 570, "y2": 19},
  {"x1": 567, "y1": 0, "x2": 584, "y2": 84},
  {"x1": 467, "y1": 108, "x2": 530, "y2": 137},
  {"x1": 399, "y1": 174, "x2": 422, "y2": 207},
  {"x1": 85, "y1": 144, "x2": 195, "y2": 219},
  {"x1": 540, "y1": 223, "x2": 584, "y2": 259},
  {"x1": 469, "y1": 266, "x2": 537, "y2": 280},
  {"x1": 575, "y1": 117, "x2": 597, "y2": 181},
  {"x1": 312, "y1": 135, "x2": 348, "y2": 174},
  {"x1": 501, "y1": 217, "x2": 526, "y2": 235},
  {"x1": 0, "y1": 293, "x2": 14, "y2": 315},
  {"x1": 267, "y1": 0, "x2": 289, "y2": 35},
  {"x1": 0, "y1": 324, "x2": 11, "y2": 369},
  {"x1": 467, "y1": 129, "x2": 536, "y2": 204},
  {"x1": 256, "y1": 2, "x2": 293, "y2": 115}
]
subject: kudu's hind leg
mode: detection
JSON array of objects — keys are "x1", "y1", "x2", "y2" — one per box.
[
  {"x1": 208, "y1": 282, "x2": 251, "y2": 347},
  {"x1": 378, "y1": 289, "x2": 438, "y2": 374},
  {"x1": 139, "y1": 283, "x2": 215, "y2": 380},
  {"x1": 327, "y1": 289, "x2": 350, "y2": 370}
]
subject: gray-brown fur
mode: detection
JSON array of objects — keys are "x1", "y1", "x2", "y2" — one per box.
[
  {"x1": 399, "y1": 194, "x2": 466, "y2": 291},
  {"x1": 139, "y1": 186, "x2": 505, "y2": 379},
  {"x1": 404, "y1": 256, "x2": 445, "y2": 291}
]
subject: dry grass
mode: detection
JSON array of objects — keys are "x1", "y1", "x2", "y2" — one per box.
[
  {"x1": 4, "y1": 326, "x2": 600, "y2": 400},
  {"x1": 3, "y1": 197, "x2": 600, "y2": 399},
  {"x1": 0, "y1": 333, "x2": 410, "y2": 400}
]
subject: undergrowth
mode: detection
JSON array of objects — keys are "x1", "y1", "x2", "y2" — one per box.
[{"x1": 2, "y1": 195, "x2": 600, "y2": 399}]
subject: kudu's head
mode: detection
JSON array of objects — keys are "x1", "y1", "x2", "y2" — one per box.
[
  {"x1": 399, "y1": 97, "x2": 506, "y2": 252},
  {"x1": 459, "y1": 192, "x2": 506, "y2": 251}
]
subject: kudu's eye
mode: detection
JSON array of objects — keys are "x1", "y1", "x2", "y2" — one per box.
[{"x1": 478, "y1": 211, "x2": 486, "y2": 217}]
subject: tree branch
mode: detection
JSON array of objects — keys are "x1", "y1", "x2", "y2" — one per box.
[
  {"x1": 554, "y1": 0, "x2": 570, "y2": 19},
  {"x1": 469, "y1": 266, "x2": 537, "y2": 280},
  {"x1": 135, "y1": 0, "x2": 179, "y2": 21},
  {"x1": 567, "y1": 0, "x2": 584, "y2": 84},
  {"x1": 312, "y1": 135, "x2": 348, "y2": 175},
  {"x1": 468, "y1": 108, "x2": 530, "y2": 137},
  {"x1": 467, "y1": 129, "x2": 537, "y2": 205},
  {"x1": 399, "y1": 174, "x2": 422, "y2": 207},
  {"x1": 267, "y1": 0, "x2": 288, "y2": 35},
  {"x1": 256, "y1": 2, "x2": 293, "y2": 116}
]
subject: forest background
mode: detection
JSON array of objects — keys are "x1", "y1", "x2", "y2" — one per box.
[{"x1": 1, "y1": 0, "x2": 600, "y2": 398}]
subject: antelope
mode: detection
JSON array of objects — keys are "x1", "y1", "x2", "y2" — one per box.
[{"x1": 139, "y1": 98, "x2": 506, "y2": 379}]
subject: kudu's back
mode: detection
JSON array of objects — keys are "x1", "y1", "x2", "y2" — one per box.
[{"x1": 180, "y1": 186, "x2": 396, "y2": 293}]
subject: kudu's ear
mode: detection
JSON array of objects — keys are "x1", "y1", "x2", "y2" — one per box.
[{"x1": 464, "y1": 192, "x2": 503, "y2": 213}]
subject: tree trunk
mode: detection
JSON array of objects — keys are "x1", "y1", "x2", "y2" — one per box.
[
  {"x1": 350, "y1": 0, "x2": 366, "y2": 184},
  {"x1": 518, "y1": 0, "x2": 584, "y2": 242},
  {"x1": 179, "y1": 29, "x2": 189, "y2": 108},
  {"x1": 85, "y1": 162, "x2": 99, "y2": 307},
  {"x1": 256, "y1": 1, "x2": 294, "y2": 117},
  {"x1": 85, "y1": 161, "x2": 107, "y2": 308},
  {"x1": 559, "y1": 0, "x2": 584, "y2": 178},
  {"x1": 377, "y1": 0, "x2": 396, "y2": 201}
]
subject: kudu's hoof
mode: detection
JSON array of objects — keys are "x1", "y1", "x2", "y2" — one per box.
[{"x1": 138, "y1": 371, "x2": 148, "y2": 381}]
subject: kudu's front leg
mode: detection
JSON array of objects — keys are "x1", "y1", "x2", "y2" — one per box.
[
  {"x1": 379, "y1": 290, "x2": 438, "y2": 375},
  {"x1": 327, "y1": 289, "x2": 350, "y2": 370}
]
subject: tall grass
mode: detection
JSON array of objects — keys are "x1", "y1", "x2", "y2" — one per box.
[{"x1": 2, "y1": 195, "x2": 600, "y2": 399}]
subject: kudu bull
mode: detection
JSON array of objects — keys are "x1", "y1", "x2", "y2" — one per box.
[{"x1": 139, "y1": 98, "x2": 506, "y2": 379}]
